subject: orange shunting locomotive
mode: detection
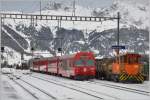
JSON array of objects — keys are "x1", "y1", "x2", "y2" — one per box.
[
  {"x1": 96, "y1": 53, "x2": 144, "y2": 83},
  {"x1": 112, "y1": 53, "x2": 144, "y2": 83}
]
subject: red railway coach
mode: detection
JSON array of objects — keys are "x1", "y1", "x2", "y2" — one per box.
[
  {"x1": 58, "y1": 52, "x2": 96, "y2": 80},
  {"x1": 30, "y1": 52, "x2": 96, "y2": 80},
  {"x1": 30, "y1": 57, "x2": 59, "y2": 74}
]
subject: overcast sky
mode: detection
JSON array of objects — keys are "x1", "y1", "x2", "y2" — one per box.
[{"x1": 0, "y1": 0, "x2": 113, "y2": 13}]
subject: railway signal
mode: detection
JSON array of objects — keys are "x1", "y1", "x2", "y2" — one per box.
[
  {"x1": 31, "y1": 47, "x2": 35, "y2": 51},
  {"x1": 58, "y1": 48, "x2": 62, "y2": 52},
  {"x1": 1, "y1": 46, "x2": 4, "y2": 52}
]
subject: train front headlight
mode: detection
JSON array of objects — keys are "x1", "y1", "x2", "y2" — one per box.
[{"x1": 83, "y1": 68, "x2": 87, "y2": 72}]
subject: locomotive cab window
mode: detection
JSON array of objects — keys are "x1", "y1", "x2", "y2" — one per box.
[
  {"x1": 121, "y1": 55, "x2": 127, "y2": 63},
  {"x1": 128, "y1": 55, "x2": 139, "y2": 64}
]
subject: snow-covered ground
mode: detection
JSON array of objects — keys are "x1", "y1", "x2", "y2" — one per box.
[
  {"x1": 0, "y1": 73, "x2": 37, "y2": 100},
  {"x1": 0, "y1": 69, "x2": 149, "y2": 100}
]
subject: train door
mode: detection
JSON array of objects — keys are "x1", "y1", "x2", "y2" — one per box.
[
  {"x1": 120, "y1": 55, "x2": 126, "y2": 73},
  {"x1": 57, "y1": 58, "x2": 59, "y2": 74},
  {"x1": 60, "y1": 59, "x2": 70, "y2": 77}
]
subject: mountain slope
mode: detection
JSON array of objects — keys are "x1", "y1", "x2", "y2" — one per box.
[{"x1": 1, "y1": 0, "x2": 149, "y2": 65}]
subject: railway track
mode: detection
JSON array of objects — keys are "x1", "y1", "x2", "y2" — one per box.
[
  {"x1": 30, "y1": 75, "x2": 120, "y2": 100},
  {"x1": 9, "y1": 74, "x2": 105, "y2": 100},
  {"x1": 30, "y1": 74, "x2": 150, "y2": 99},
  {"x1": 5, "y1": 72, "x2": 149, "y2": 100},
  {"x1": 7, "y1": 75, "x2": 57, "y2": 100},
  {"x1": 33, "y1": 73, "x2": 149, "y2": 96},
  {"x1": 88, "y1": 80, "x2": 150, "y2": 96},
  {"x1": 7, "y1": 75, "x2": 39, "y2": 100}
]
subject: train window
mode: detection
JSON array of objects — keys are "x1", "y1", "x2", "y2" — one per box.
[
  {"x1": 62, "y1": 60, "x2": 67, "y2": 68},
  {"x1": 61, "y1": 60, "x2": 71, "y2": 70},
  {"x1": 86, "y1": 60, "x2": 95, "y2": 66},
  {"x1": 128, "y1": 57, "x2": 139, "y2": 64},
  {"x1": 75, "y1": 60, "x2": 94, "y2": 66},
  {"x1": 75, "y1": 60, "x2": 84, "y2": 66},
  {"x1": 124, "y1": 55, "x2": 127, "y2": 63},
  {"x1": 120, "y1": 56, "x2": 124, "y2": 63},
  {"x1": 120, "y1": 55, "x2": 127, "y2": 63}
]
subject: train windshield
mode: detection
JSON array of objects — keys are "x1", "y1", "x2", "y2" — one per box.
[
  {"x1": 87, "y1": 60, "x2": 95, "y2": 66},
  {"x1": 75, "y1": 60, "x2": 94, "y2": 66}
]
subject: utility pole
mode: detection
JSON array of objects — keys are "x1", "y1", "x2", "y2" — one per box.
[
  {"x1": 72, "y1": 0, "x2": 76, "y2": 27},
  {"x1": 0, "y1": 17, "x2": 1, "y2": 72},
  {"x1": 40, "y1": 0, "x2": 41, "y2": 15},
  {"x1": 60, "y1": 38, "x2": 62, "y2": 56},
  {"x1": 117, "y1": 12, "x2": 120, "y2": 64},
  {"x1": 117, "y1": 12, "x2": 120, "y2": 48},
  {"x1": 72, "y1": 0, "x2": 76, "y2": 16},
  {"x1": 57, "y1": 19, "x2": 62, "y2": 56},
  {"x1": 0, "y1": 12, "x2": 2, "y2": 100}
]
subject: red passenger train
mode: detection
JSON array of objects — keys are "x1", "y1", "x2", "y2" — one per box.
[{"x1": 30, "y1": 52, "x2": 96, "y2": 80}]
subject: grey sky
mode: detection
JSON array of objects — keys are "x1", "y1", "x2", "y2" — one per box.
[{"x1": 0, "y1": 0, "x2": 113, "y2": 13}]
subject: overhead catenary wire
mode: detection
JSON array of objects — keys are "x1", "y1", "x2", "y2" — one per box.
[{"x1": 0, "y1": 12, "x2": 121, "y2": 57}]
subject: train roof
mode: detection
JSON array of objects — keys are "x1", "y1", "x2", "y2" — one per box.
[
  {"x1": 121, "y1": 53, "x2": 141, "y2": 57},
  {"x1": 31, "y1": 52, "x2": 95, "y2": 62},
  {"x1": 59, "y1": 52, "x2": 94, "y2": 59},
  {"x1": 32, "y1": 56, "x2": 59, "y2": 62},
  {"x1": 95, "y1": 53, "x2": 141, "y2": 60}
]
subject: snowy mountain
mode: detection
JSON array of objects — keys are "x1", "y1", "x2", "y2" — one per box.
[
  {"x1": 1, "y1": 0, "x2": 149, "y2": 65},
  {"x1": 92, "y1": 0, "x2": 149, "y2": 29}
]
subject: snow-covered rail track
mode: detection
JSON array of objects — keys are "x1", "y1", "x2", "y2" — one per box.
[
  {"x1": 7, "y1": 75, "x2": 57, "y2": 100},
  {"x1": 30, "y1": 73, "x2": 150, "y2": 100},
  {"x1": 88, "y1": 80, "x2": 150, "y2": 96},
  {"x1": 31, "y1": 75, "x2": 120, "y2": 100},
  {"x1": 19, "y1": 78, "x2": 57, "y2": 100},
  {"x1": 7, "y1": 75, "x2": 39, "y2": 100}
]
